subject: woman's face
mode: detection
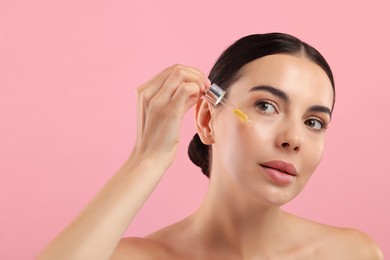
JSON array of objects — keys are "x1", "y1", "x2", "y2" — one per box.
[{"x1": 210, "y1": 54, "x2": 334, "y2": 206}]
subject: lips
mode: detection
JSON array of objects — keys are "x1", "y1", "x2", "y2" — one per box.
[
  {"x1": 260, "y1": 160, "x2": 298, "y2": 176},
  {"x1": 259, "y1": 160, "x2": 298, "y2": 185}
]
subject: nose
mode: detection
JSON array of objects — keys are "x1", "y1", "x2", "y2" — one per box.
[{"x1": 276, "y1": 122, "x2": 302, "y2": 153}]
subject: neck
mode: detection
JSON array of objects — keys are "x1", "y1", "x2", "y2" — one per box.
[{"x1": 191, "y1": 171, "x2": 293, "y2": 257}]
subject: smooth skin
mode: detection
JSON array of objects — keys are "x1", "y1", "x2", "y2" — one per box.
[{"x1": 38, "y1": 56, "x2": 383, "y2": 259}]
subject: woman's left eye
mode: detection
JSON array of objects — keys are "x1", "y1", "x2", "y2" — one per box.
[
  {"x1": 305, "y1": 118, "x2": 326, "y2": 131},
  {"x1": 255, "y1": 100, "x2": 277, "y2": 114}
]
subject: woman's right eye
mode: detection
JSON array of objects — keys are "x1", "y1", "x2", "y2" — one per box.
[{"x1": 255, "y1": 100, "x2": 278, "y2": 114}]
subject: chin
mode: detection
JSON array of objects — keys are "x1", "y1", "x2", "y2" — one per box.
[
  {"x1": 251, "y1": 185, "x2": 302, "y2": 208},
  {"x1": 264, "y1": 195, "x2": 296, "y2": 207}
]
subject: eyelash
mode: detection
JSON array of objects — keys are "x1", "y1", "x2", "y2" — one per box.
[
  {"x1": 254, "y1": 100, "x2": 329, "y2": 132},
  {"x1": 255, "y1": 100, "x2": 278, "y2": 114},
  {"x1": 305, "y1": 118, "x2": 328, "y2": 132}
]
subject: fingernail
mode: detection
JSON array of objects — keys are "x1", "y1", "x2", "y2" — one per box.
[{"x1": 205, "y1": 78, "x2": 211, "y2": 89}]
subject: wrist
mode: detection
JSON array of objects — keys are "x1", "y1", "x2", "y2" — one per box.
[{"x1": 126, "y1": 151, "x2": 173, "y2": 173}]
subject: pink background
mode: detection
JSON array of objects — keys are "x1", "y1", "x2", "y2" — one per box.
[{"x1": 1, "y1": 0, "x2": 389, "y2": 258}]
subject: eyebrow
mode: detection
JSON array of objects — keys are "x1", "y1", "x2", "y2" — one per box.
[
  {"x1": 249, "y1": 85, "x2": 289, "y2": 102},
  {"x1": 307, "y1": 105, "x2": 332, "y2": 119},
  {"x1": 249, "y1": 85, "x2": 332, "y2": 119}
]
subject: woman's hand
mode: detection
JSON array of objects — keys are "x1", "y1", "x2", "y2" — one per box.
[
  {"x1": 130, "y1": 64, "x2": 210, "y2": 169},
  {"x1": 37, "y1": 65, "x2": 210, "y2": 260}
]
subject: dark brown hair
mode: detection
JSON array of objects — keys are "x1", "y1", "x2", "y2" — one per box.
[{"x1": 188, "y1": 32, "x2": 335, "y2": 178}]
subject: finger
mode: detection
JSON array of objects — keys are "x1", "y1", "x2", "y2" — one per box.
[
  {"x1": 170, "y1": 82, "x2": 203, "y2": 116},
  {"x1": 135, "y1": 65, "x2": 209, "y2": 141},
  {"x1": 136, "y1": 66, "x2": 173, "y2": 104},
  {"x1": 137, "y1": 64, "x2": 209, "y2": 103},
  {"x1": 154, "y1": 65, "x2": 207, "y2": 106},
  {"x1": 136, "y1": 66, "x2": 177, "y2": 138},
  {"x1": 177, "y1": 64, "x2": 211, "y2": 88}
]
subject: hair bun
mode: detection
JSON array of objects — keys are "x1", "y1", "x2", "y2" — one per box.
[{"x1": 188, "y1": 134, "x2": 210, "y2": 177}]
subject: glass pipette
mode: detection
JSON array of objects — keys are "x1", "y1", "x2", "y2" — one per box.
[{"x1": 204, "y1": 83, "x2": 249, "y2": 123}]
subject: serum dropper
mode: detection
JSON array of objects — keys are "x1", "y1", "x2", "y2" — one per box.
[{"x1": 204, "y1": 83, "x2": 249, "y2": 123}]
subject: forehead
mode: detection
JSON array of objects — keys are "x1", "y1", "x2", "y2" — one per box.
[{"x1": 231, "y1": 54, "x2": 334, "y2": 108}]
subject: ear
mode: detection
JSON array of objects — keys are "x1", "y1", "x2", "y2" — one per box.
[{"x1": 195, "y1": 99, "x2": 214, "y2": 145}]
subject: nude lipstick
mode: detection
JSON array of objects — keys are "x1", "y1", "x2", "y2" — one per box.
[{"x1": 259, "y1": 160, "x2": 298, "y2": 185}]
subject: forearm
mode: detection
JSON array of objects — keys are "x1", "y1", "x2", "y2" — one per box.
[
  {"x1": 37, "y1": 64, "x2": 208, "y2": 260},
  {"x1": 37, "y1": 158, "x2": 165, "y2": 260}
]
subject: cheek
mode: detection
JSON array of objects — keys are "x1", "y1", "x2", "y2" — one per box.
[
  {"x1": 300, "y1": 136, "x2": 325, "y2": 183},
  {"x1": 213, "y1": 121, "x2": 247, "y2": 170},
  {"x1": 212, "y1": 117, "x2": 247, "y2": 172},
  {"x1": 212, "y1": 116, "x2": 275, "y2": 174}
]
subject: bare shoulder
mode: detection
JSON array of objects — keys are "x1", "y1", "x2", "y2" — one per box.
[
  {"x1": 283, "y1": 212, "x2": 382, "y2": 259},
  {"x1": 289, "y1": 213, "x2": 383, "y2": 259},
  {"x1": 110, "y1": 237, "x2": 174, "y2": 260},
  {"x1": 326, "y1": 227, "x2": 384, "y2": 260},
  {"x1": 110, "y1": 220, "x2": 190, "y2": 259}
]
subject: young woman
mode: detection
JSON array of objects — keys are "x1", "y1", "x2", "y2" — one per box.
[{"x1": 38, "y1": 33, "x2": 383, "y2": 259}]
